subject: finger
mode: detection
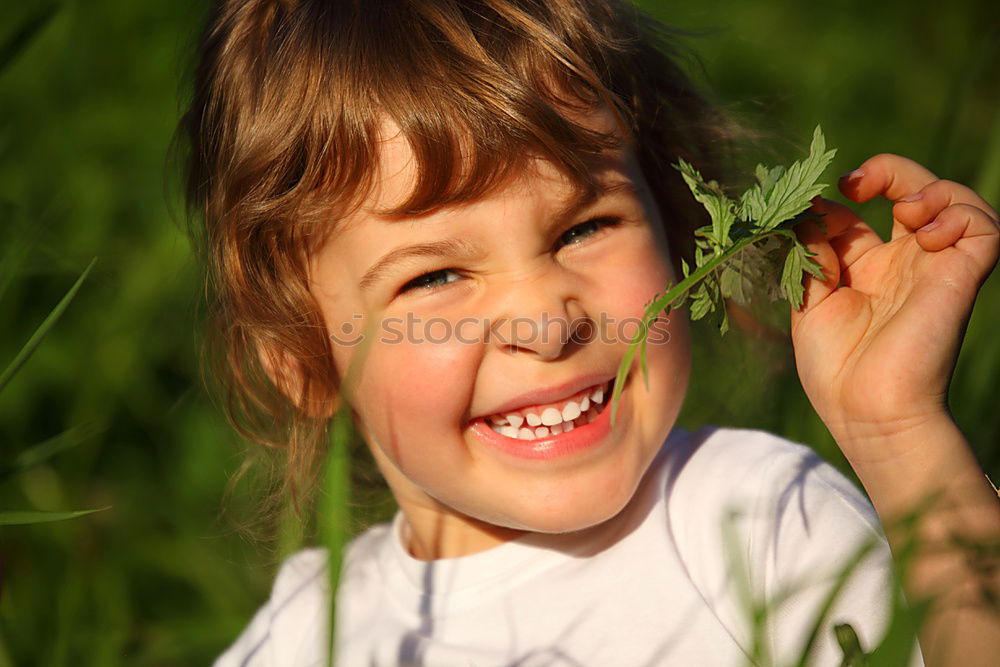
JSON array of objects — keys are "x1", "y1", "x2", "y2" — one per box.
[
  {"x1": 839, "y1": 154, "x2": 938, "y2": 204},
  {"x1": 913, "y1": 203, "x2": 1000, "y2": 263},
  {"x1": 810, "y1": 197, "x2": 884, "y2": 269},
  {"x1": 892, "y1": 179, "x2": 999, "y2": 234}
]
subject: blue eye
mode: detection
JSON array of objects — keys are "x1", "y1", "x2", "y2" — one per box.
[
  {"x1": 557, "y1": 217, "x2": 619, "y2": 249},
  {"x1": 400, "y1": 269, "x2": 462, "y2": 293}
]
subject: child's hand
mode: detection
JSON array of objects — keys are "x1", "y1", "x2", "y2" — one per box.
[{"x1": 790, "y1": 154, "x2": 999, "y2": 462}]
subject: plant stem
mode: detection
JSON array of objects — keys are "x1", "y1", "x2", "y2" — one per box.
[{"x1": 609, "y1": 231, "x2": 779, "y2": 425}]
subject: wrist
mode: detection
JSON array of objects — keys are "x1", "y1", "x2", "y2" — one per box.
[
  {"x1": 831, "y1": 416, "x2": 995, "y2": 521},
  {"x1": 826, "y1": 409, "x2": 954, "y2": 465},
  {"x1": 806, "y1": 373, "x2": 952, "y2": 461},
  {"x1": 831, "y1": 412, "x2": 964, "y2": 488}
]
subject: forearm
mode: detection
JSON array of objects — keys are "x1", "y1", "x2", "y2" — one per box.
[{"x1": 835, "y1": 416, "x2": 1000, "y2": 667}]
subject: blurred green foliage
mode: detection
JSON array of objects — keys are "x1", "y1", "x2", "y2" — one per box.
[{"x1": 0, "y1": 0, "x2": 996, "y2": 664}]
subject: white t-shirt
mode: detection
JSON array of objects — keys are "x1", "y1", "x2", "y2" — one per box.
[{"x1": 215, "y1": 427, "x2": 922, "y2": 666}]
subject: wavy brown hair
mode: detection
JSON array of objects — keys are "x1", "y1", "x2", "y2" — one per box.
[{"x1": 180, "y1": 0, "x2": 737, "y2": 517}]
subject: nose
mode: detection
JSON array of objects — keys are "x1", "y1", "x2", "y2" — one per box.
[{"x1": 487, "y1": 266, "x2": 592, "y2": 361}]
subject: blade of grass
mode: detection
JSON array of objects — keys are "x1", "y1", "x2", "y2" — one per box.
[
  {"x1": 0, "y1": 202, "x2": 47, "y2": 301},
  {"x1": 866, "y1": 502, "x2": 935, "y2": 667},
  {"x1": 49, "y1": 555, "x2": 83, "y2": 667},
  {"x1": 833, "y1": 623, "x2": 868, "y2": 666},
  {"x1": 0, "y1": 257, "x2": 96, "y2": 394},
  {"x1": 0, "y1": 2, "x2": 60, "y2": 74},
  {"x1": 0, "y1": 634, "x2": 13, "y2": 667},
  {"x1": 722, "y1": 509, "x2": 774, "y2": 667},
  {"x1": 866, "y1": 593, "x2": 927, "y2": 667},
  {"x1": 0, "y1": 421, "x2": 102, "y2": 480},
  {"x1": 321, "y1": 316, "x2": 377, "y2": 667},
  {"x1": 0, "y1": 507, "x2": 108, "y2": 525},
  {"x1": 791, "y1": 535, "x2": 880, "y2": 667},
  {"x1": 793, "y1": 496, "x2": 940, "y2": 667},
  {"x1": 321, "y1": 409, "x2": 353, "y2": 667},
  {"x1": 277, "y1": 494, "x2": 307, "y2": 560}
]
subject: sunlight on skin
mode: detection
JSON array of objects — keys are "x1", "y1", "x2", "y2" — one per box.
[
  {"x1": 308, "y1": 109, "x2": 691, "y2": 560},
  {"x1": 792, "y1": 154, "x2": 1000, "y2": 667}
]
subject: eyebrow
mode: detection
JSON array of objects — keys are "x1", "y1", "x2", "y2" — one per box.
[
  {"x1": 556, "y1": 180, "x2": 637, "y2": 220},
  {"x1": 359, "y1": 238, "x2": 480, "y2": 292},
  {"x1": 358, "y1": 180, "x2": 639, "y2": 292}
]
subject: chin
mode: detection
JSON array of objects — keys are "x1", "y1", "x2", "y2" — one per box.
[
  {"x1": 522, "y1": 506, "x2": 627, "y2": 535},
  {"x1": 492, "y1": 476, "x2": 640, "y2": 535}
]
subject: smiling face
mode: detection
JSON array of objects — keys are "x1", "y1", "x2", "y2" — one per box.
[{"x1": 308, "y1": 112, "x2": 691, "y2": 559}]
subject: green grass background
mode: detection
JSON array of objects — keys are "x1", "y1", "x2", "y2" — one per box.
[{"x1": 0, "y1": 0, "x2": 996, "y2": 664}]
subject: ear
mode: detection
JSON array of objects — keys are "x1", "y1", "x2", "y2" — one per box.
[{"x1": 255, "y1": 340, "x2": 339, "y2": 419}]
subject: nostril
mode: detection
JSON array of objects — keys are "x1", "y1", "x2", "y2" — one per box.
[{"x1": 569, "y1": 316, "x2": 598, "y2": 345}]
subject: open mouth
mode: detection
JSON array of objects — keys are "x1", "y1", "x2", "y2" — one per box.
[{"x1": 483, "y1": 379, "x2": 614, "y2": 441}]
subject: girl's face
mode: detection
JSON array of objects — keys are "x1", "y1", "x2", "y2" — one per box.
[{"x1": 309, "y1": 110, "x2": 691, "y2": 559}]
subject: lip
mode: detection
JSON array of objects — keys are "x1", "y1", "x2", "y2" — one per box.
[
  {"x1": 474, "y1": 373, "x2": 614, "y2": 420},
  {"x1": 469, "y1": 378, "x2": 621, "y2": 461}
]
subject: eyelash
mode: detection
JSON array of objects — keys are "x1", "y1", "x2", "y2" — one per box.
[
  {"x1": 398, "y1": 216, "x2": 621, "y2": 295},
  {"x1": 554, "y1": 216, "x2": 620, "y2": 250},
  {"x1": 399, "y1": 268, "x2": 463, "y2": 293}
]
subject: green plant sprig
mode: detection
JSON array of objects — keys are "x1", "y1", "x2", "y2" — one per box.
[{"x1": 610, "y1": 126, "x2": 837, "y2": 424}]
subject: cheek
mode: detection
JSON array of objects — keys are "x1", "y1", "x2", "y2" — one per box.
[
  {"x1": 351, "y1": 332, "x2": 479, "y2": 469},
  {"x1": 594, "y1": 234, "x2": 689, "y2": 406},
  {"x1": 595, "y1": 237, "x2": 674, "y2": 325}
]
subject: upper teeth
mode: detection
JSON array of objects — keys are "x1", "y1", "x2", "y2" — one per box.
[
  {"x1": 561, "y1": 402, "x2": 581, "y2": 421},
  {"x1": 487, "y1": 383, "x2": 608, "y2": 439},
  {"x1": 541, "y1": 408, "x2": 562, "y2": 426}
]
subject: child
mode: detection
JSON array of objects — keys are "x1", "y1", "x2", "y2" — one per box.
[{"x1": 183, "y1": 1, "x2": 1000, "y2": 665}]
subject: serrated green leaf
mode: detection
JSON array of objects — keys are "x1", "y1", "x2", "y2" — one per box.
[
  {"x1": 798, "y1": 244, "x2": 826, "y2": 281},
  {"x1": 675, "y1": 159, "x2": 736, "y2": 249},
  {"x1": 738, "y1": 185, "x2": 764, "y2": 225},
  {"x1": 721, "y1": 235, "x2": 796, "y2": 307},
  {"x1": 740, "y1": 164, "x2": 788, "y2": 223},
  {"x1": 719, "y1": 263, "x2": 751, "y2": 306},
  {"x1": 758, "y1": 164, "x2": 787, "y2": 195},
  {"x1": 754, "y1": 126, "x2": 837, "y2": 232},
  {"x1": 780, "y1": 243, "x2": 810, "y2": 309},
  {"x1": 688, "y1": 284, "x2": 715, "y2": 320},
  {"x1": 615, "y1": 127, "x2": 837, "y2": 412},
  {"x1": 753, "y1": 163, "x2": 770, "y2": 187}
]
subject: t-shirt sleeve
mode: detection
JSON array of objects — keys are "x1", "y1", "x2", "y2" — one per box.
[
  {"x1": 213, "y1": 548, "x2": 329, "y2": 667},
  {"x1": 750, "y1": 440, "x2": 921, "y2": 666},
  {"x1": 666, "y1": 428, "x2": 923, "y2": 666}
]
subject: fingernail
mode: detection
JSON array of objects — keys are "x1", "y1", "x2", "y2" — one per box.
[
  {"x1": 898, "y1": 192, "x2": 924, "y2": 203},
  {"x1": 840, "y1": 168, "x2": 865, "y2": 182},
  {"x1": 919, "y1": 219, "x2": 942, "y2": 232}
]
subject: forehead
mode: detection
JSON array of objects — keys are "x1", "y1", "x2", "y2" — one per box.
[
  {"x1": 305, "y1": 106, "x2": 662, "y2": 302},
  {"x1": 358, "y1": 105, "x2": 629, "y2": 222}
]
